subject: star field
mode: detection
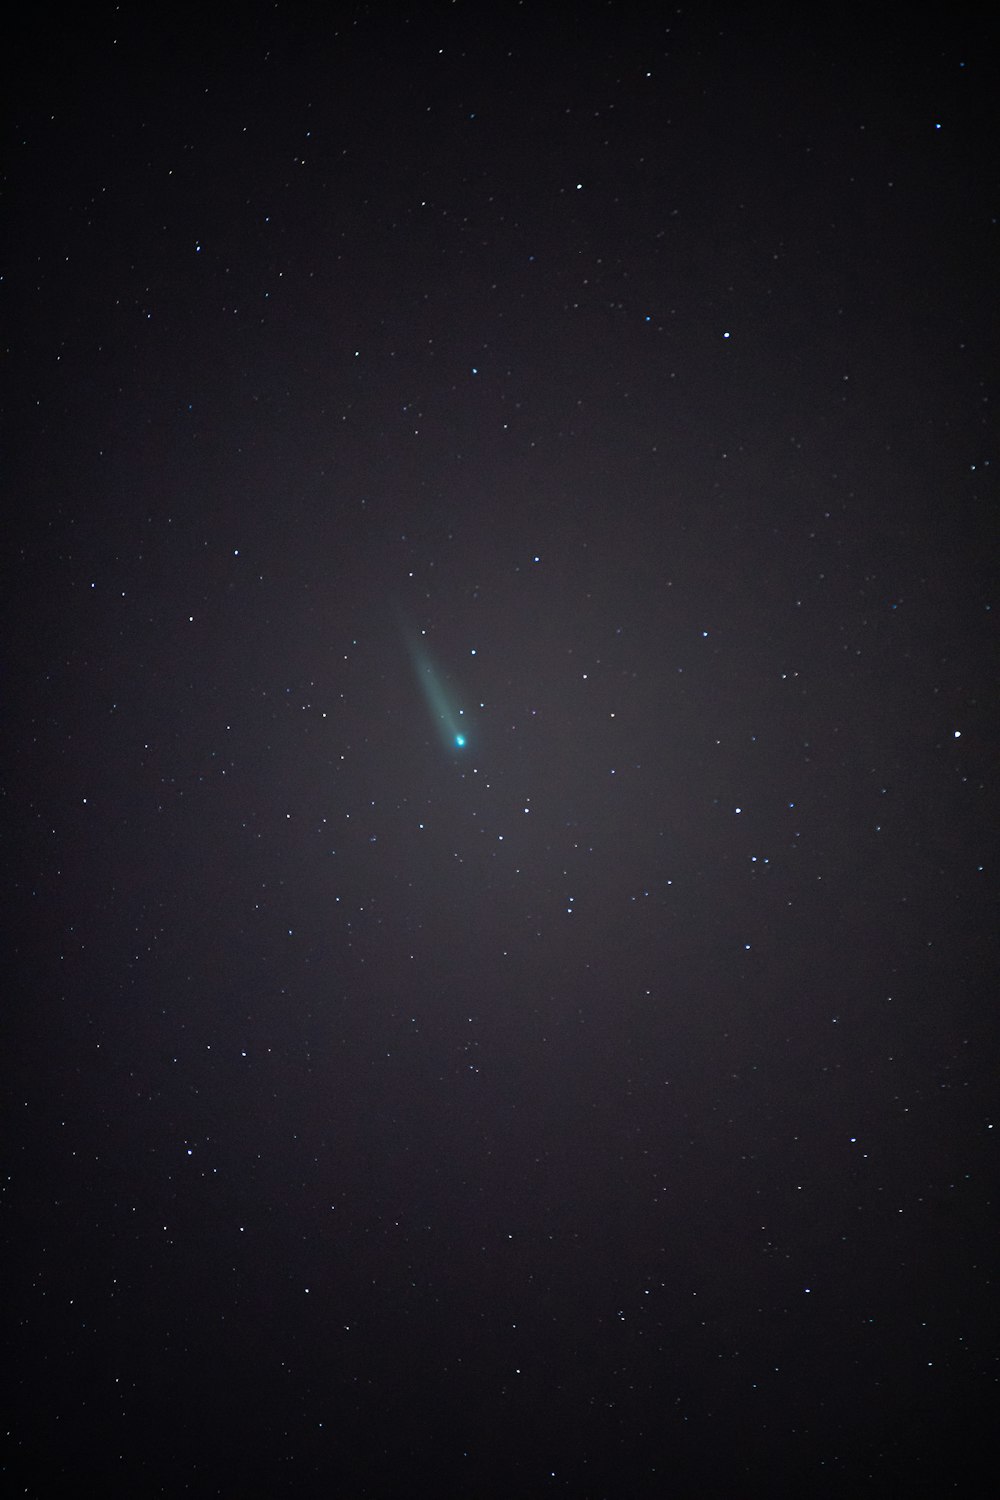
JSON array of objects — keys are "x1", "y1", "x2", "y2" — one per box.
[{"x1": 5, "y1": 5, "x2": 997, "y2": 1496}]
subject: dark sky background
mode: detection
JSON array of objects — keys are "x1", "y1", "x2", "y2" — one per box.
[{"x1": 5, "y1": 4, "x2": 997, "y2": 1495}]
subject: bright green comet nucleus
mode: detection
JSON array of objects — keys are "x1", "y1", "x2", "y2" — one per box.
[{"x1": 398, "y1": 615, "x2": 469, "y2": 750}]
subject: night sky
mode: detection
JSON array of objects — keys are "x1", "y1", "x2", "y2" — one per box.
[{"x1": 5, "y1": 5, "x2": 998, "y2": 1495}]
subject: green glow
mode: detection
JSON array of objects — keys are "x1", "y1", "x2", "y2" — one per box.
[{"x1": 398, "y1": 614, "x2": 468, "y2": 751}]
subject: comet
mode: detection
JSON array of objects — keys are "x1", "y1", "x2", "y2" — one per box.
[{"x1": 396, "y1": 608, "x2": 469, "y2": 751}]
